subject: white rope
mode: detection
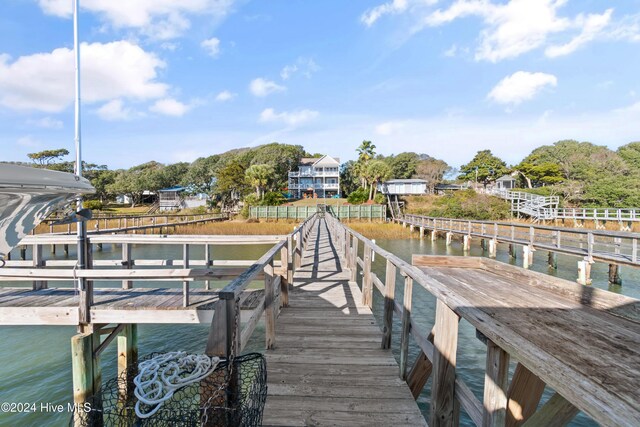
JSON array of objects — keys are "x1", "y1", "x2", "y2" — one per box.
[{"x1": 133, "y1": 351, "x2": 221, "y2": 419}]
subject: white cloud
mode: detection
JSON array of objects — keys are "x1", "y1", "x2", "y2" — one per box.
[
  {"x1": 150, "y1": 98, "x2": 190, "y2": 116},
  {"x1": 27, "y1": 117, "x2": 63, "y2": 129},
  {"x1": 488, "y1": 71, "x2": 557, "y2": 105},
  {"x1": 280, "y1": 64, "x2": 298, "y2": 80},
  {"x1": 375, "y1": 121, "x2": 404, "y2": 135},
  {"x1": 444, "y1": 44, "x2": 458, "y2": 57},
  {"x1": 38, "y1": 0, "x2": 236, "y2": 40},
  {"x1": 545, "y1": 9, "x2": 613, "y2": 57},
  {"x1": 249, "y1": 78, "x2": 286, "y2": 97},
  {"x1": 215, "y1": 90, "x2": 236, "y2": 102},
  {"x1": 259, "y1": 108, "x2": 319, "y2": 126},
  {"x1": 17, "y1": 135, "x2": 40, "y2": 148},
  {"x1": 97, "y1": 99, "x2": 135, "y2": 121},
  {"x1": 280, "y1": 57, "x2": 319, "y2": 80},
  {"x1": 0, "y1": 41, "x2": 167, "y2": 112},
  {"x1": 361, "y1": 0, "x2": 409, "y2": 27},
  {"x1": 201, "y1": 37, "x2": 221, "y2": 57}
]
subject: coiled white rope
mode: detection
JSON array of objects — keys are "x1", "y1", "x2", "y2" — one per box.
[{"x1": 133, "y1": 351, "x2": 221, "y2": 418}]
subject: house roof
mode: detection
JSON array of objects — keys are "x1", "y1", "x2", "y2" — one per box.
[
  {"x1": 384, "y1": 179, "x2": 428, "y2": 184},
  {"x1": 299, "y1": 155, "x2": 340, "y2": 166},
  {"x1": 495, "y1": 175, "x2": 516, "y2": 182},
  {"x1": 158, "y1": 186, "x2": 186, "y2": 192}
]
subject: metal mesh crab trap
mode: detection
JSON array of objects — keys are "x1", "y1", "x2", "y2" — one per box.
[{"x1": 73, "y1": 352, "x2": 267, "y2": 427}]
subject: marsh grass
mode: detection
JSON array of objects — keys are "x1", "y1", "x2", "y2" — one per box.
[{"x1": 170, "y1": 220, "x2": 297, "y2": 235}]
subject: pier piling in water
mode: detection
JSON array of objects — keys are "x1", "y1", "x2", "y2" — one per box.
[
  {"x1": 577, "y1": 260, "x2": 592, "y2": 285},
  {"x1": 463, "y1": 235, "x2": 471, "y2": 252},
  {"x1": 489, "y1": 239, "x2": 497, "y2": 258},
  {"x1": 608, "y1": 264, "x2": 622, "y2": 285},
  {"x1": 548, "y1": 252, "x2": 558, "y2": 269},
  {"x1": 446, "y1": 232, "x2": 452, "y2": 246},
  {"x1": 523, "y1": 246, "x2": 534, "y2": 269}
]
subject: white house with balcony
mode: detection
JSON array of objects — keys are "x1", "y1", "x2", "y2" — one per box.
[{"x1": 288, "y1": 155, "x2": 341, "y2": 199}]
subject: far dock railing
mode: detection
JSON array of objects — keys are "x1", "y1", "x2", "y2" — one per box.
[
  {"x1": 38, "y1": 212, "x2": 227, "y2": 235},
  {"x1": 399, "y1": 213, "x2": 640, "y2": 270}
]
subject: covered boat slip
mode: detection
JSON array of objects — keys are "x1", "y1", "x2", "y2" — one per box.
[{"x1": 411, "y1": 255, "x2": 640, "y2": 426}]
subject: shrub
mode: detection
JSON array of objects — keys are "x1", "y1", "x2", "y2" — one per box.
[
  {"x1": 373, "y1": 193, "x2": 386, "y2": 204},
  {"x1": 261, "y1": 191, "x2": 286, "y2": 206},
  {"x1": 191, "y1": 206, "x2": 208, "y2": 215},
  {"x1": 347, "y1": 188, "x2": 368, "y2": 205},
  {"x1": 83, "y1": 200, "x2": 104, "y2": 211}
]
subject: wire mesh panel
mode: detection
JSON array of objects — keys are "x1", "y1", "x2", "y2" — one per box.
[{"x1": 74, "y1": 352, "x2": 267, "y2": 427}]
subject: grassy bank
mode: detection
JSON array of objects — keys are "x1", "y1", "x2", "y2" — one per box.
[
  {"x1": 403, "y1": 190, "x2": 510, "y2": 220},
  {"x1": 171, "y1": 220, "x2": 298, "y2": 235}
]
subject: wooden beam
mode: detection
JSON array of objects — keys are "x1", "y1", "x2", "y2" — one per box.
[
  {"x1": 407, "y1": 351, "x2": 432, "y2": 399},
  {"x1": 506, "y1": 363, "x2": 546, "y2": 427},
  {"x1": 483, "y1": 340, "x2": 510, "y2": 427},
  {"x1": 521, "y1": 393, "x2": 578, "y2": 427},
  {"x1": 430, "y1": 299, "x2": 460, "y2": 427},
  {"x1": 93, "y1": 323, "x2": 125, "y2": 357}
]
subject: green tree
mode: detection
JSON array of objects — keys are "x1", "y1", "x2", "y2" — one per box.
[
  {"x1": 27, "y1": 148, "x2": 69, "y2": 165},
  {"x1": 618, "y1": 142, "x2": 640, "y2": 169},
  {"x1": 250, "y1": 143, "x2": 305, "y2": 189},
  {"x1": 458, "y1": 150, "x2": 508, "y2": 184},
  {"x1": 183, "y1": 155, "x2": 220, "y2": 194},
  {"x1": 214, "y1": 159, "x2": 250, "y2": 209},
  {"x1": 340, "y1": 161, "x2": 360, "y2": 195},
  {"x1": 245, "y1": 164, "x2": 275, "y2": 199},
  {"x1": 386, "y1": 152, "x2": 419, "y2": 179},
  {"x1": 365, "y1": 160, "x2": 392, "y2": 200}
]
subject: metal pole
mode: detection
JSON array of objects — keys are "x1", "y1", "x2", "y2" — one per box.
[{"x1": 74, "y1": 0, "x2": 88, "y2": 325}]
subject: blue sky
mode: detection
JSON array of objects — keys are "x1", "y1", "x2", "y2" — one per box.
[{"x1": 1, "y1": 0, "x2": 639, "y2": 170}]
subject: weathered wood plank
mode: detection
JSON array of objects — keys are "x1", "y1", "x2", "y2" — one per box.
[
  {"x1": 430, "y1": 299, "x2": 460, "y2": 427},
  {"x1": 483, "y1": 340, "x2": 510, "y2": 427},
  {"x1": 506, "y1": 363, "x2": 546, "y2": 427}
]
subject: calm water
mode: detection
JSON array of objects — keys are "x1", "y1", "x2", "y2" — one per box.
[{"x1": 0, "y1": 237, "x2": 637, "y2": 426}]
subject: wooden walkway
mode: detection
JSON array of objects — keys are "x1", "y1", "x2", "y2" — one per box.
[{"x1": 262, "y1": 219, "x2": 426, "y2": 426}]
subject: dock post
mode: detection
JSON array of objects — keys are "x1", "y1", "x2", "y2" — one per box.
[
  {"x1": 431, "y1": 229, "x2": 438, "y2": 242},
  {"x1": 51, "y1": 244, "x2": 56, "y2": 255},
  {"x1": 64, "y1": 244, "x2": 69, "y2": 256},
  {"x1": 508, "y1": 244, "x2": 515, "y2": 259},
  {"x1": 350, "y1": 236, "x2": 358, "y2": 282},
  {"x1": 522, "y1": 246, "x2": 534, "y2": 269},
  {"x1": 488, "y1": 239, "x2": 497, "y2": 258},
  {"x1": 122, "y1": 243, "x2": 132, "y2": 290},
  {"x1": 204, "y1": 244, "x2": 211, "y2": 291},
  {"x1": 446, "y1": 232, "x2": 452, "y2": 246},
  {"x1": 264, "y1": 259, "x2": 276, "y2": 349},
  {"x1": 32, "y1": 244, "x2": 46, "y2": 290},
  {"x1": 548, "y1": 252, "x2": 558, "y2": 269},
  {"x1": 608, "y1": 264, "x2": 622, "y2": 285},
  {"x1": 71, "y1": 330, "x2": 101, "y2": 427},
  {"x1": 182, "y1": 244, "x2": 190, "y2": 307},
  {"x1": 117, "y1": 324, "x2": 138, "y2": 403},
  {"x1": 577, "y1": 260, "x2": 592, "y2": 285},
  {"x1": 483, "y1": 340, "x2": 510, "y2": 426},
  {"x1": 381, "y1": 260, "x2": 396, "y2": 349},
  {"x1": 463, "y1": 235, "x2": 471, "y2": 252},
  {"x1": 480, "y1": 239, "x2": 486, "y2": 251},
  {"x1": 20, "y1": 246, "x2": 26, "y2": 260},
  {"x1": 287, "y1": 235, "x2": 294, "y2": 287},
  {"x1": 280, "y1": 245, "x2": 289, "y2": 307},
  {"x1": 362, "y1": 245, "x2": 373, "y2": 308},
  {"x1": 399, "y1": 275, "x2": 413, "y2": 380},
  {"x1": 430, "y1": 300, "x2": 460, "y2": 426},
  {"x1": 419, "y1": 227, "x2": 425, "y2": 238}
]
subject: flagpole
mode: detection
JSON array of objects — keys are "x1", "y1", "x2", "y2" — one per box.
[{"x1": 74, "y1": 0, "x2": 89, "y2": 325}]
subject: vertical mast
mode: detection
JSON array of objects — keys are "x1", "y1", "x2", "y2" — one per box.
[{"x1": 74, "y1": 0, "x2": 88, "y2": 324}]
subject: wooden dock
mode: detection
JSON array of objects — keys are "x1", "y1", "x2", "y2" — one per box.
[{"x1": 262, "y1": 219, "x2": 425, "y2": 426}]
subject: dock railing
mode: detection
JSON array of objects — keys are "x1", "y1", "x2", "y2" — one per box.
[
  {"x1": 324, "y1": 213, "x2": 487, "y2": 425},
  {"x1": 323, "y1": 212, "x2": 637, "y2": 426},
  {"x1": 205, "y1": 213, "x2": 318, "y2": 357},
  {"x1": 399, "y1": 213, "x2": 640, "y2": 268}
]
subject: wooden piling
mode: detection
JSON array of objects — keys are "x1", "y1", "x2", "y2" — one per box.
[
  {"x1": 577, "y1": 260, "x2": 592, "y2": 285},
  {"x1": 548, "y1": 252, "x2": 558, "y2": 269},
  {"x1": 488, "y1": 239, "x2": 497, "y2": 258},
  {"x1": 446, "y1": 232, "x2": 453, "y2": 246},
  {"x1": 463, "y1": 235, "x2": 471, "y2": 252},
  {"x1": 117, "y1": 324, "x2": 138, "y2": 403},
  {"x1": 381, "y1": 260, "x2": 396, "y2": 350},
  {"x1": 608, "y1": 264, "x2": 622, "y2": 285},
  {"x1": 523, "y1": 246, "x2": 533, "y2": 269},
  {"x1": 71, "y1": 330, "x2": 101, "y2": 427},
  {"x1": 483, "y1": 340, "x2": 510, "y2": 426}
]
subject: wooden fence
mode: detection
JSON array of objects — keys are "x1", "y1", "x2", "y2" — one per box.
[{"x1": 250, "y1": 204, "x2": 386, "y2": 220}]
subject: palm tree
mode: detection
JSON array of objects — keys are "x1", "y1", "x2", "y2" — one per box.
[
  {"x1": 245, "y1": 164, "x2": 274, "y2": 199},
  {"x1": 365, "y1": 160, "x2": 391, "y2": 200},
  {"x1": 356, "y1": 140, "x2": 376, "y2": 189}
]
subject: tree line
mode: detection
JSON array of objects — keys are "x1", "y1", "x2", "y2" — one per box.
[{"x1": 16, "y1": 138, "x2": 640, "y2": 209}]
